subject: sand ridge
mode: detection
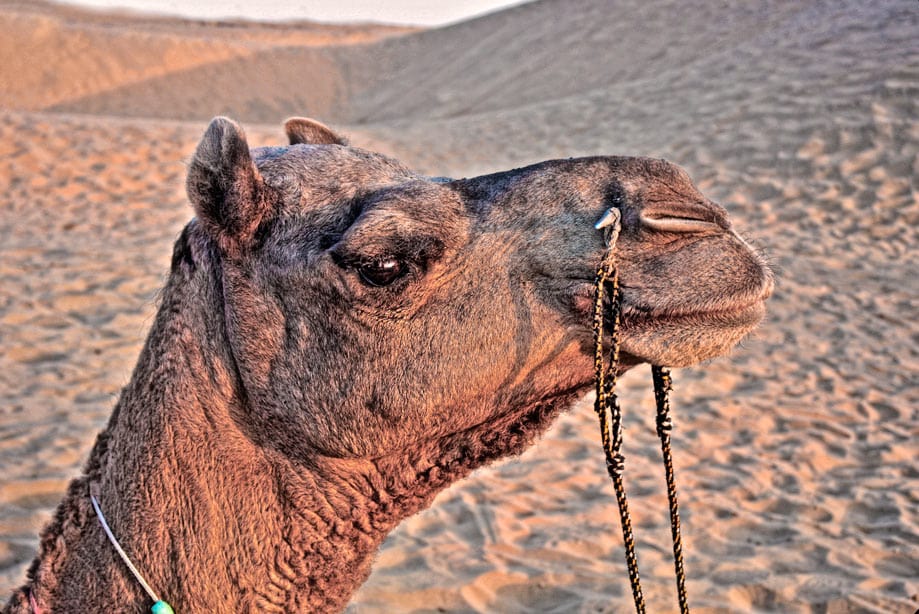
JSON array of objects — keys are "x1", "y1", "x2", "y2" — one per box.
[
  {"x1": 0, "y1": 0, "x2": 414, "y2": 114},
  {"x1": 1, "y1": 0, "x2": 917, "y2": 611}
]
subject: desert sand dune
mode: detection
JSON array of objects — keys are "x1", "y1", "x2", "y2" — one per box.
[
  {"x1": 47, "y1": 46, "x2": 349, "y2": 124},
  {"x1": 0, "y1": 0, "x2": 917, "y2": 611},
  {"x1": 0, "y1": 0, "x2": 412, "y2": 113}
]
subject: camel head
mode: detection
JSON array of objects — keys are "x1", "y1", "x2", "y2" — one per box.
[{"x1": 184, "y1": 117, "x2": 772, "y2": 462}]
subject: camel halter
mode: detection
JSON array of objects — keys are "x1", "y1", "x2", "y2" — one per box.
[{"x1": 592, "y1": 208, "x2": 689, "y2": 613}]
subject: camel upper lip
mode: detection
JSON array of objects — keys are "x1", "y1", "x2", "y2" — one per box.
[
  {"x1": 619, "y1": 298, "x2": 767, "y2": 329},
  {"x1": 570, "y1": 276, "x2": 772, "y2": 325}
]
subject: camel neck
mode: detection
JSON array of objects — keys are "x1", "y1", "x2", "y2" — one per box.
[{"x1": 8, "y1": 249, "x2": 393, "y2": 614}]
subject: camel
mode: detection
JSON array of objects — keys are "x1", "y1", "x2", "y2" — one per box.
[{"x1": 4, "y1": 117, "x2": 772, "y2": 613}]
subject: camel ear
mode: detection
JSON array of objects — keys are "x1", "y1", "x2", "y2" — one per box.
[
  {"x1": 284, "y1": 117, "x2": 348, "y2": 145},
  {"x1": 187, "y1": 117, "x2": 272, "y2": 253}
]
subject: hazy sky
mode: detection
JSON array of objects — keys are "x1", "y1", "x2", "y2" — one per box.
[{"x1": 57, "y1": 0, "x2": 530, "y2": 26}]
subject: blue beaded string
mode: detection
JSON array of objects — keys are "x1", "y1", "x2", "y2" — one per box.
[{"x1": 89, "y1": 483, "x2": 175, "y2": 614}]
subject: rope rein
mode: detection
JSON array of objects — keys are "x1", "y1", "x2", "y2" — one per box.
[
  {"x1": 652, "y1": 365, "x2": 690, "y2": 612},
  {"x1": 592, "y1": 208, "x2": 690, "y2": 613}
]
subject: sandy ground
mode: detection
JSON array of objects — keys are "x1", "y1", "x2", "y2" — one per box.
[{"x1": 1, "y1": 0, "x2": 917, "y2": 612}]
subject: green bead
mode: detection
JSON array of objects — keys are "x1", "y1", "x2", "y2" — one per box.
[{"x1": 152, "y1": 601, "x2": 175, "y2": 614}]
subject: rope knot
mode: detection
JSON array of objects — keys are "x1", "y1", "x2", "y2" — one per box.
[
  {"x1": 656, "y1": 414, "x2": 674, "y2": 434},
  {"x1": 606, "y1": 453, "x2": 626, "y2": 476}
]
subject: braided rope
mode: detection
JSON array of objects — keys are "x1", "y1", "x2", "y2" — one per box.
[
  {"x1": 592, "y1": 215, "x2": 690, "y2": 613},
  {"x1": 592, "y1": 244, "x2": 645, "y2": 613},
  {"x1": 653, "y1": 366, "x2": 689, "y2": 614}
]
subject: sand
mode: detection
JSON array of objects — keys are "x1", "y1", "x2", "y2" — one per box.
[{"x1": 0, "y1": 0, "x2": 916, "y2": 611}]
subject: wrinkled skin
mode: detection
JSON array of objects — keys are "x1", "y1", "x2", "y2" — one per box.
[{"x1": 6, "y1": 118, "x2": 772, "y2": 613}]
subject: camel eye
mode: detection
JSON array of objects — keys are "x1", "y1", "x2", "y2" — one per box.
[{"x1": 357, "y1": 258, "x2": 407, "y2": 287}]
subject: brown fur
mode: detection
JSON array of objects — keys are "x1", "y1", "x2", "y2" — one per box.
[{"x1": 4, "y1": 117, "x2": 772, "y2": 613}]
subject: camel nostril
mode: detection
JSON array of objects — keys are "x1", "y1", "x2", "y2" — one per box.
[{"x1": 640, "y1": 214, "x2": 722, "y2": 234}]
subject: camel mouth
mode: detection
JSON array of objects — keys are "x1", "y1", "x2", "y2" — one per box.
[
  {"x1": 569, "y1": 280, "x2": 769, "y2": 325},
  {"x1": 618, "y1": 276, "x2": 772, "y2": 328},
  {"x1": 568, "y1": 278, "x2": 771, "y2": 367}
]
